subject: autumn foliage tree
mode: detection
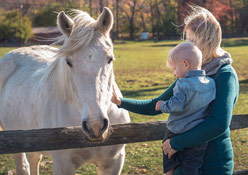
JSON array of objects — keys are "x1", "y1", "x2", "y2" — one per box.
[
  {"x1": 177, "y1": 0, "x2": 248, "y2": 37},
  {"x1": 0, "y1": 10, "x2": 32, "y2": 44},
  {"x1": 148, "y1": 0, "x2": 179, "y2": 40},
  {"x1": 0, "y1": 0, "x2": 247, "y2": 41}
]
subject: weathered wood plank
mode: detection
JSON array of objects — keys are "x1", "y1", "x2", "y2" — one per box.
[
  {"x1": 0, "y1": 121, "x2": 167, "y2": 154},
  {"x1": 230, "y1": 114, "x2": 248, "y2": 130},
  {"x1": 233, "y1": 170, "x2": 248, "y2": 175},
  {"x1": 0, "y1": 114, "x2": 247, "y2": 154}
]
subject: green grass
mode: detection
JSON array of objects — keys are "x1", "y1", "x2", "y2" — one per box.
[
  {"x1": 0, "y1": 47, "x2": 14, "y2": 58},
  {"x1": 0, "y1": 38, "x2": 248, "y2": 174}
]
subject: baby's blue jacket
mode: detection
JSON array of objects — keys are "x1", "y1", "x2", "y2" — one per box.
[{"x1": 160, "y1": 70, "x2": 216, "y2": 134}]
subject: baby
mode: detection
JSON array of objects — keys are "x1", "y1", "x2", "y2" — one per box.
[{"x1": 155, "y1": 41, "x2": 216, "y2": 175}]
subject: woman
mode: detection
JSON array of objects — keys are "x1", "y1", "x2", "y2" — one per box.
[{"x1": 112, "y1": 6, "x2": 239, "y2": 175}]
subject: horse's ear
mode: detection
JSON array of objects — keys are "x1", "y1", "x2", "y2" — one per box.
[
  {"x1": 96, "y1": 7, "x2": 113, "y2": 35},
  {"x1": 57, "y1": 11, "x2": 74, "y2": 37}
]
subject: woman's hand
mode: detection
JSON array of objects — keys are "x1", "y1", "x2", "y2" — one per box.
[
  {"x1": 111, "y1": 85, "x2": 122, "y2": 106},
  {"x1": 155, "y1": 100, "x2": 163, "y2": 111},
  {"x1": 162, "y1": 139, "x2": 177, "y2": 159}
]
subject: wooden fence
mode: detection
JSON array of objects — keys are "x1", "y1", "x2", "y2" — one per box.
[{"x1": 0, "y1": 114, "x2": 247, "y2": 174}]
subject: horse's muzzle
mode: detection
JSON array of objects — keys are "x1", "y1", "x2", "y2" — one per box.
[{"x1": 82, "y1": 118, "x2": 109, "y2": 142}]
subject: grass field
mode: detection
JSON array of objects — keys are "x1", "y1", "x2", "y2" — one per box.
[{"x1": 0, "y1": 38, "x2": 248, "y2": 174}]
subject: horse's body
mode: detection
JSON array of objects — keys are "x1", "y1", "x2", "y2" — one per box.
[{"x1": 0, "y1": 8, "x2": 130, "y2": 175}]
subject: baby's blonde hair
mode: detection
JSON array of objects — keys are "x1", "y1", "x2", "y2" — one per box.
[
  {"x1": 167, "y1": 41, "x2": 202, "y2": 69},
  {"x1": 183, "y1": 5, "x2": 224, "y2": 63}
]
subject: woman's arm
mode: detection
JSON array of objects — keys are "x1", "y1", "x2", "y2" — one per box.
[
  {"x1": 170, "y1": 71, "x2": 238, "y2": 151},
  {"x1": 119, "y1": 80, "x2": 177, "y2": 116}
]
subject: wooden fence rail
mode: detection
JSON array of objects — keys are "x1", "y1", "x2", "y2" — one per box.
[
  {"x1": 0, "y1": 114, "x2": 247, "y2": 154},
  {"x1": 0, "y1": 114, "x2": 247, "y2": 174}
]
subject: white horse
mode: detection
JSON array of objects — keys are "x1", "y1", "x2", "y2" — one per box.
[{"x1": 0, "y1": 7, "x2": 130, "y2": 175}]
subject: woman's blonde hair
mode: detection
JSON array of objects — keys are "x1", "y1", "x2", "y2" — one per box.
[
  {"x1": 183, "y1": 5, "x2": 224, "y2": 63},
  {"x1": 167, "y1": 41, "x2": 202, "y2": 69}
]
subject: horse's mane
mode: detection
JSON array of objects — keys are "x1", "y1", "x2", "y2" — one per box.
[{"x1": 42, "y1": 10, "x2": 97, "y2": 103}]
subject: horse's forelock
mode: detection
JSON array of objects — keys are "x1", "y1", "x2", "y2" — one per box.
[{"x1": 55, "y1": 10, "x2": 98, "y2": 57}]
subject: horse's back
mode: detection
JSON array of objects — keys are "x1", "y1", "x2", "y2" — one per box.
[
  {"x1": 0, "y1": 45, "x2": 58, "y2": 130},
  {"x1": 0, "y1": 45, "x2": 57, "y2": 89},
  {"x1": 1, "y1": 45, "x2": 57, "y2": 67}
]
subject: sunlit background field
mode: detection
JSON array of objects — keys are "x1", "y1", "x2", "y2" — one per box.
[{"x1": 0, "y1": 38, "x2": 247, "y2": 174}]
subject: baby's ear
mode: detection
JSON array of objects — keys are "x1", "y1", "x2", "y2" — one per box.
[{"x1": 183, "y1": 60, "x2": 190, "y2": 68}]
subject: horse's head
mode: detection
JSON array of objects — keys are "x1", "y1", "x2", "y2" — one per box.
[{"x1": 56, "y1": 8, "x2": 115, "y2": 142}]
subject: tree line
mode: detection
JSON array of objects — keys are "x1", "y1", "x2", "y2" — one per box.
[{"x1": 0, "y1": 0, "x2": 247, "y2": 44}]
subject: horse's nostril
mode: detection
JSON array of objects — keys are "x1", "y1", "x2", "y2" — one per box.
[
  {"x1": 82, "y1": 118, "x2": 109, "y2": 140},
  {"x1": 102, "y1": 119, "x2": 109, "y2": 132},
  {"x1": 82, "y1": 121, "x2": 90, "y2": 134}
]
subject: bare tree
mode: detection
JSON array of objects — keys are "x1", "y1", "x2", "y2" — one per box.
[
  {"x1": 116, "y1": 0, "x2": 120, "y2": 39},
  {"x1": 89, "y1": 0, "x2": 92, "y2": 16},
  {"x1": 229, "y1": 0, "x2": 235, "y2": 33},
  {"x1": 148, "y1": 0, "x2": 155, "y2": 38},
  {"x1": 148, "y1": 0, "x2": 163, "y2": 39},
  {"x1": 120, "y1": 0, "x2": 142, "y2": 39},
  {"x1": 99, "y1": 0, "x2": 104, "y2": 13},
  {"x1": 140, "y1": 11, "x2": 146, "y2": 32}
]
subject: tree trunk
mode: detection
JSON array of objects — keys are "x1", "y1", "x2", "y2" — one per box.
[
  {"x1": 116, "y1": 0, "x2": 119, "y2": 40},
  {"x1": 89, "y1": 0, "x2": 92, "y2": 16},
  {"x1": 99, "y1": 0, "x2": 104, "y2": 13},
  {"x1": 154, "y1": 0, "x2": 162, "y2": 39},
  {"x1": 129, "y1": 0, "x2": 137, "y2": 40},
  {"x1": 229, "y1": 0, "x2": 235, "y2": 34},
  {"x1": 129, "y1": 19, "x2": 134, "y2": 39},
  {"x1": 140, "y1": 11, "x2": 146, "y2": 32},
  {"x1": 149, "y1": 1, "x2": 155, "y2": 39}
]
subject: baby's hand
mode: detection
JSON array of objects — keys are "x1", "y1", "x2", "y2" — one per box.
[{"x1": 155, "y1": 100, "x2": 163, "y2": 111}]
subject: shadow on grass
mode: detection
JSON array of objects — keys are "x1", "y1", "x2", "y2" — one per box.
[
  {"x1": 239, "y1": 79, "x2": 248, "y2": 94},
  {"x1": 222, "y1": 39, "x2": 248, "y2": 47},
  {"x1": 122, "y1": 79, "x2": 248, "y2": 97},
  {"x1": 149, "y1": 43, "x2": 178, "y2": 47},
  {"x1": 122, "y1": 86, "x2": 169, "y2": 98},
  {"x1": 149, "y1": 38, "x2": 248, "y2": 48},
  {"x1": 240, "y1": 79, "x2": 248, "y2": 84}
]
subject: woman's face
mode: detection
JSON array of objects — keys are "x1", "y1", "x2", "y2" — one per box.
[{"x1": 185, "y1": 29, "x2": 196, "y2": 43}]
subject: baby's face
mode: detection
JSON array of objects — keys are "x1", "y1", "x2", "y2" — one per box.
[{"x1": 172, "y1": 60, "x2": 189, "y2": 79}]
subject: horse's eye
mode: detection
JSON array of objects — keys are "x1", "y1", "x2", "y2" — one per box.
[
  {"x1": 108, "y1": 57, "x2": 114, "y2": 64},
  {"x1": 66, "y1": 58, "x2": 73, "y2": 68}
]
